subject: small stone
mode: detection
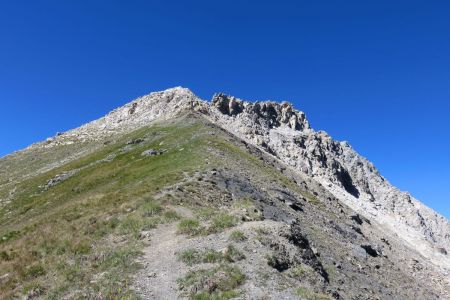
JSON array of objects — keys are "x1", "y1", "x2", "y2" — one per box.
[
  {"x1": 141, "y1": 149, "x2": 160, "y2": 156},
  {"x1": 361, "y1": 244, "x2": 379, "y2": 257},
  {"x1": 126, "y1": 138, "x2": 144, "y2": 145},
  {"x1": 350, "y1": 214, "x2": 364, "y2": 225},
  {"x1": 0, "y1": 273, "x2": 10, "y2": 281},
  {"x1": 438, "y1": 248, "x2": 447, "y2": 255}
]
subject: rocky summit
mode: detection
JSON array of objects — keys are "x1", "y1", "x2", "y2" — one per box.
[{"x1": 0, "y1": 87, "x2": 449, "y2": 300}]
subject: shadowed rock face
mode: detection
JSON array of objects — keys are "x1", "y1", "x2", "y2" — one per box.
[
  {"x1": 334, "y1": 164, "x2": 360, "y2": 198},
  {"x1": 212, "y1": 93, "x2": 310, "y2": 131},
  {"x1": 211, "y1": 93, "x2": 244, "y2": 116},
  {"x1": 289, "y1": 220, "x2": 329, "y2": 282}
]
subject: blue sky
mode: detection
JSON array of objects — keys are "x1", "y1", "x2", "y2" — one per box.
[{"x1": 0, "y1": 1, "x2": 449, "y2": 219}]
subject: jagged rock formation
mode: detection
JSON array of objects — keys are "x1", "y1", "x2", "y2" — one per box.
[
  {"x1": 2, "y1": 87, "x2": 449, "y2": 299},
  {"x1": 207, "y1": 92, "x2": 450, "y2": 271},
  {"x1": 211, "y1": 93, "x2": 310, "y2": 131}
]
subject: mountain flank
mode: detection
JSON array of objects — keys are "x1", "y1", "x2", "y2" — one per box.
[{"x1": 0, "y1": 87, "x2": 448, "y2": 299}]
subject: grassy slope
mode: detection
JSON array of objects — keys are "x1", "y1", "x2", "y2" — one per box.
[
  {"x1": 0, "y1": 115, "x2": 214, "y2": 299},
  {"x1": 0, "y1": 113, "x2": 329, "y2": 299}
]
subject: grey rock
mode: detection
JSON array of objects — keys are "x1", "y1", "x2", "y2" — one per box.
[
  {"x1": 360, "y1": 244, "x2": 379, "y2": 257},
  {"x1": 126, "y1": 138, "x2": 144, "y2": 145},
  {"x1": 350, "y1": 214, "x2": 363, "y2": 225},
  {"x1": 438, "y1": 247, "x2": 447, "y2": 255},
  {"x1": 141, "y1": 149, "x2": 160, "y2": 156},
  {"x1": 42, "y1": 171, "x2": 76, "y2": 190}
]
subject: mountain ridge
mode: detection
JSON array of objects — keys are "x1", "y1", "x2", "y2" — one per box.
[
  {"x1": 23, "y1": 87, "x2": 448, "y2": 259},
  {"x1": 1, "y1": 87, "x2": 449, "y2": 299},
  {"x1": 26, "y1": 87, "x2": 450, "y2": 246}
]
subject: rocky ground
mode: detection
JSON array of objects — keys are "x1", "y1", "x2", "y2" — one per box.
[{"x1": 129, "y1": 131, "x2": 450, "y2": 299}]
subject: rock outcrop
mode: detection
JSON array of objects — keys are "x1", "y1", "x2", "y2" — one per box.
[
  {"x1": 211, "y1": 93, "x2": 310, "y2": 131},
  {"x1": 207, "y1": 92, "x2": 450, "y2": 272}
]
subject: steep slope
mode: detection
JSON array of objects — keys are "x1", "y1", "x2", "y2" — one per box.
[
  {"x1": 0, "y1": 87, "x2": 449, "y2": 299},
  {"x1": 206, "y1": 93, "x2": 450, "y2": 271}
]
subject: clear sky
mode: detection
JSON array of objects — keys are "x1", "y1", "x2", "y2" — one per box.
[{"x1": 0, "y1": 1, "x2": 449, "y2": 219}]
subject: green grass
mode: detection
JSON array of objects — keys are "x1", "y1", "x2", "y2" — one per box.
[
  {"x1": 0, "y1": 118, "x2": 210, "y2": 299},
  {"x1": 208, "y1": 213, "x2": 238, "y2": 234},
  {"x1": 140, "y1": 200, "x2": 163, "y2": 217},
  {"x1": 178, "y1": 219, "x2": 202, "y2": 236},
  {"x1": 24, "y1": 264, "x2": 46, "y2": 279},
  {"x1": 178, "y1": 245, "x2": 245, "y2": 266},
  {"x1": 203, "y1": 249, "x2": 225, "y2": 263},
  {"x1": 178, "y1": 264, "x2": 245, "y2": 299},
  {"x1": 178, "y1": 212, "x2": 238, "y2": 236},
  {"x1": 229, "y1": 230, "x2": 247, "y2": 242},
  {"x1": 0, "y1": 230, "x2": 20, "y2": 244},
  {"x1": 254, "y1": 227, "x2": 270, "y2": 235},
  {"x1": 196, "y1": 207, "x2": 217, "y2": 221},
  {"x1": 22, "y1": 280, "x2": 45, "y2": 296},
  {"x1": 232, "y1": 198, "x2": 262, "y2": 221},
  {"x1": 288, "y1": 265, "x2": 315, "y2": 279},
  {"x1": 163, "y1": 210, "x2": 181, "y2": 221},
  {"x1": 193, "y1": 290, "x2": 241, "y2": 300},
  {"x1": 223, "y1": 244, "x2": 245, "y2": 262},
  {"x1": 179, "y1": 249, "x2": 202, "y2": 265},
  {"x1": 179, "y1": 248, "x2": 224, "y2": 265}
]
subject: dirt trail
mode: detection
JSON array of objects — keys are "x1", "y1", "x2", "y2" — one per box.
[
  {"x1": 133, "y1": 223, "x2": 185, "y2": 299},
  {"x1": 133, "y1": 206, "x2": 193, "y2": 299},
  {"x1": 132, "y1": 216, "x2": 292, "y2": 300}
]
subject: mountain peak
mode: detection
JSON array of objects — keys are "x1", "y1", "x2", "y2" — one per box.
[
  {"x1": 2, "y1": 87, "x2": 449, "y2": 299},
  {"x1": 152, "y1": 86, "x2": 197, "y2": 98},
  {"x1": 33, "y1": 88, "x2": 316, "y2": 150}
]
